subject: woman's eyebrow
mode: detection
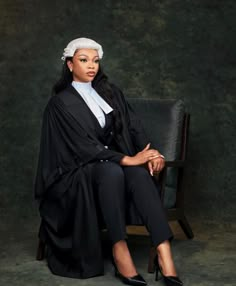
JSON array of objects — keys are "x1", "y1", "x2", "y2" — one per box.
[
  {"x1": 78, "y1": 54, "x2": 99, "y2": 60},
  {"x1": 78, "y1": 54, "x2": 89, "y2": 57},
  {"x1": 78, "y1": 54, "x2": 99, "y2": 58}
]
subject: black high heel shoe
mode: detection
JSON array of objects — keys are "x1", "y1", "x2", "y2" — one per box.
[
  {"x1": 154, "y1": 256, "x2": 183, "y2": 286},
  {"x1": 112, "y1": 259, "x2": 147, "y2": 286}
]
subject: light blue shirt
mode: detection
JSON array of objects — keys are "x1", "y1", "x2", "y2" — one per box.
[{"x1": 72, "y1": 81, "x2": 113, "y2": 128}]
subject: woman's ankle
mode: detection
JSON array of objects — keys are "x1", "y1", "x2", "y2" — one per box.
[
  {"x1": 112, "y1": 240, "x2": 137, "y2": 277},
  {"x1": 156, "y1": 240, "x2": 177, "y2": 277}
]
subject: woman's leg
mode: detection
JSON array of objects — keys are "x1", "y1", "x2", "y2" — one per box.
[
  {"x1": 92, "y1": 161, "x2": 126, "y2": 244},
  {"x1": 123, "y1": 166, "x2": 173, "y2": 246},
  {"x1": 92, "y1": 161, "x2": 137, "y2": 277},
  {"x1": 123, "y1": 166, "x2": 178, "y2": 276},
  {"x1": 112, "y1": 240, "x2": 137, "y2": 277},
  {"x1": 156, "y1": 240, "x2": 177, "y2": 276}
]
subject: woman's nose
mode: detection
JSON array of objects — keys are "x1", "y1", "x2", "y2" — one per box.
[{"x1": 88, "y1": 61, "x2": 95, "y2": 69}]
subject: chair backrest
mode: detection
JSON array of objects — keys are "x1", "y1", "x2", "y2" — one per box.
[{"x1": 127, "y1": 98, "x2": 186, "y2": 208}]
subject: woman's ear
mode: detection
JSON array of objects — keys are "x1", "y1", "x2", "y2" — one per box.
[{"x1": 67, "y1": 60, "x2": 73, "y2": 72}]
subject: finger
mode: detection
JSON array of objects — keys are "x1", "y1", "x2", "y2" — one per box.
[
  {"x1": 153, "y1": 160, "x2": 158, "y2": 171},
  {"x1": 159, "y1": 157, "x2": 165, "y2": 170},
  {"x1": 151, "y1": 154, "x2": 160, "y2": 159},
  {"x1": 145, "y1": 151, "x2": 159, "y2": 158},
  {"x1": 148, "y1": 154, "x2": 161, "y2": 161},
  {"x1": 148, "y1": 161, "x2": 153, "y2": 176},
  {"x1": 160, "y1": 160, "x2": 165, "y2": 171},
  {"x1": 149, "y1": 150, "x2": 161, "y2": 156},
  {"x1": 158, "y1": 159, "x2": 165, "y2": 171},
  {"x1": 151, "y1": 158, "x2": 159, "y2": 172},
  {"x1": 143, "y1": 143, "x2": 151, "y2": 152}
]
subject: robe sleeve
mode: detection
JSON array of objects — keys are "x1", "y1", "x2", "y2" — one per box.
[
  {"x1": 95, "y1": 148, "x2": 124, "y2": 163},
  {"x1": 34, "y1": 96, "x2": 124, "y2": 199},
  {"x1": 49, "y1": 96, "x2": 125, "y2": 162}
]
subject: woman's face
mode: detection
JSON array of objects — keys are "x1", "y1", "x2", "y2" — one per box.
[{"x1": 67, "y1": 48, "x2": 100, "y2": 82}]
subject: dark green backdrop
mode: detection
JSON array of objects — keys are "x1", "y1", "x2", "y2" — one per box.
[{"x1": 1, "y1": 0, "x2": 235, "y2": 224}]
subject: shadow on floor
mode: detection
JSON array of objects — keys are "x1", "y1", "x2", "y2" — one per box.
[{"x1": 0, "y1": 217, "x2": 235, "y2": 286}]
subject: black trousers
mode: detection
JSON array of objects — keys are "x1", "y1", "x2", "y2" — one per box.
[{"x1": 92, "y1": 161, "x2": 173, "y2": 248}]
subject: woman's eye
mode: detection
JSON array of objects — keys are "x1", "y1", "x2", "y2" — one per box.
[
  {"x1": 94, "y1": 59, "x2": 100, "y2": 64},
  {"x1": 80, "y1": 59, "x2": 87, "y2": 62}
]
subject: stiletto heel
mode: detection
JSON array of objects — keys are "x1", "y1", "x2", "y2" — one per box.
[
  {"x1": 154, "y1": 262, "x2": 160, "y2": 281},
  {"x1": 154, "y1": 255, "x2": 183, "y2": 286},
  {"x1": 112, "y1": 258, "x2": 147, "y2": 286}
]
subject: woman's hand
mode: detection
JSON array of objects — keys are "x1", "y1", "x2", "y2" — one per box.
[
  {"x1": 120, "y1": 143, "x2": 161, "y2": 166},
  {"x1": 147, "y1": 157, "x2": 165, "y2": 176}
]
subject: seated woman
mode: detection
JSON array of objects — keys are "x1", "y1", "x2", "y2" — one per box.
[{"x1": 34, "y1": 37, "x2": 183, "y2": 286}]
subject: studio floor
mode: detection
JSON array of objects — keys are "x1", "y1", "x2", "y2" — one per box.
[{"x1": 0, "y1": 217, "x2": 235, "y2": 286}]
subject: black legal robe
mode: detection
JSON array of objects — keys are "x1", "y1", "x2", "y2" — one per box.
[{"x1": 34, "y1": 84, "x2": 150, "y2": 278}]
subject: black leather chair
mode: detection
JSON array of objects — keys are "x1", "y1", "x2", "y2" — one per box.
[{"x1": 127, "y1": 98, "x2": 193, "y2": 272}]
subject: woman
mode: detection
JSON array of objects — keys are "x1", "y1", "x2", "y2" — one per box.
[{"x1": 35, "y1": 37, "x2": 183, "y2": 286}]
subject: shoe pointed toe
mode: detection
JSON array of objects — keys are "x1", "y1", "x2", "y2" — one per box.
[
  {"x1": 115, "y1": 271, "x2": 147, "y2": 286},
  {"x1": 126, "y1": 274, "x2": 147, "y2": 285},
  {"x1": 163, "y1": 276, "x2": 183, "y2": 286}
]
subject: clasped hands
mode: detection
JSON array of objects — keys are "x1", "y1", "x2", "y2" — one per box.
[{"x1": 120, "y1": 143, "x2": 165, "y2": 176}]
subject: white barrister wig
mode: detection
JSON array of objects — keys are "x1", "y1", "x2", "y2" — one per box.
[{"x1": 61, "y1": 37, "x2": 103, "y2": 61}]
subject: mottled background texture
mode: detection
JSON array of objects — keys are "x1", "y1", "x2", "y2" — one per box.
[{"x1": 0, "y1": 0, "x2": 235, "y2": 226}]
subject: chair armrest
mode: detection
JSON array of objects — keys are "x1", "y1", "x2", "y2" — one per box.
[
  {"x1": 153, "y1": 160, "x2": 185, "y2": 202},
  {"x1": 153, "y1": 160, "x2": 184, "y2": 177}
]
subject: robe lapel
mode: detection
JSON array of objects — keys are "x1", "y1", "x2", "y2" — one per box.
[
  {"x1": 57, "y1": 85, "x2": 100, "y2": 137},
  {"x1": 57, "y1": 84, "x2": 136, "y2": 156}
]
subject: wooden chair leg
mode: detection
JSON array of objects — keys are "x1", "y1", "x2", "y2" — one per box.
[
  {"x1": 178, "y1": 215, "x2": 194, "y2": 239},
  {"x1": 36, "y1": 238, "x2": 46, "y2": 260},
  {"x1": 147, "y1": 246, "x2": 156, "y2": 273}
]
